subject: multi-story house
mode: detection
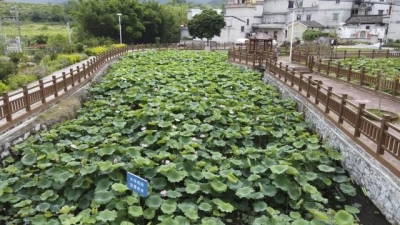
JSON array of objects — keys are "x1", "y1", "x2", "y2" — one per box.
[{"x1": 198, "y1": 0, "x2": 400, "y2": 43}]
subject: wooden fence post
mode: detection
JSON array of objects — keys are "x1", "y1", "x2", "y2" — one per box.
[
  {"x1": 360, "y1": 67, "x2": 366, "y2": 85},
  {"x1": 309, "y1": 56, "x2": 314, "y2": 72},
  {"x1": 347, "y1": 65, "x2": 352, "y2": 82},
  {"x1": 246, "y1": 52, "x2": 249, "y2": 64},
  {"x1": 376, "y1": 115, "x2": 391, "y2": 154},
  {"x1": 327, "y1": 61, "x2": 331, "y2": 76},
  {"x1": 62, "y1": 72, "x2": 68, "y2": 91},
  {"x1": 372, "y1": 49, "x2": 375, "y2": 59},
  {"x1": 315, "y1": 82, "x2": 320, "y2": 104},
  {"x1": 290, "y1": 69, "x2": 295, "y2": 86},
  {"x1": 239, "y1": 51, "x2": 242, "y2": 63},
  {"x1": 284, "y1": 65, "x2": 288, "y2": 82},
  {"x1": 23, "y1": 86, "x2": 31, "y2": 112},
  {"x1": 354, "y1": 103, "x2": 366, "y2": 137},
  {"x1": 77, "y1": 66, "x2": 81, "y2": 83},
  {"x1": 299, "y1": 74, "x2": 303, "y2": 91},
  {"x1": 393, "y1": 76, "x2": 400, "y2": 96},
  {"x1": 325, "y1": 87, "x2": 332, "y2": 113},
  {"x1": 386, "y1": 49, "x2": 390, "y2": 58},
  {"x1": 82, "y1": 64, "x2": 86, "y2": 79},
  {"x1": 52, "y1": 76, "x2": 58, "y2": 97},
  {"x1": 2, "y1": 92, "x2": 12, "y2": 122},
  {"x1": 375, "y1": 70, "x2": 381, "y2": 91},
  {"x1": 343, "y1": 50, "x2": 347, "y2": 59},
  {"x1": 70, "y1": 68, "x2": 75, "y2": 87},
  {"x1": 318, "y1": 59, "x2": 322, "y2": 72},
  {"x1": 336, "y1": 62, "x2": 341, "y2": 78},
  {"x1": 338, "y1": 94, "x2": 348, "y2": 124},
  {"x1": 39, "y1": 79, "x2": 46, "y2": 104},
  {"x1": 252, "y1": 53, "x2": 256, "y2": 68},
  {"x1": 306, "y1": 76, "x2": 312, "y2": 97},
  {"x1": 279, "y1": 62, "x2": 282, "y2": 78},
  {"x1": 358, "y1": 49, "x2": 361, "y2": 58}
]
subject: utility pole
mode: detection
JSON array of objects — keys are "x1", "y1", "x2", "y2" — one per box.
[
  {"x1": 11, "y1": 5, "x2": 22, "y2": 51},
  {"x1": 67, "y1": 22, "x2": 72, "y2": 44}
]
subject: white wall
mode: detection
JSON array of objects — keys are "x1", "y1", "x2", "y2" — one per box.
[
  {"x1": 386, "y1": 4, "x2": 400, "y2": 40},
  {"x1": 339, "y1": 24, "x2": 386, "y2": 41}
]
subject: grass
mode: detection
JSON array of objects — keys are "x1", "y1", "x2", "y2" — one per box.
[
  {"x1": 35, "y1": 96, "x2": 81, "y2": 127},
  {"x1": 367, "y1": 109, "x2": 399, "y2": 122},
  {"x1": 2, "y1": 22, "x2": 69, "y2": 41},
  {"x1": 333, "y1": 47, "x2": 383, "y2": 52}
]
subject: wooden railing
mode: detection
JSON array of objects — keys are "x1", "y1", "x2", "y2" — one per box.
[
  {"x1": 227, "y1": 49, "x2": 400, "y2": 177},
  {"x1": 291, "y1": 51, "x2": 400, "y2": 98},
  {"x1": 0, "y1": 46, "x2": 129, "y2": 133},
  {"x1": 130, "y1": 42, "x2": 235, "y2": 51}
]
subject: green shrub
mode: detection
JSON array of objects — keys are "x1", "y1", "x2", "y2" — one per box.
[
  {"x1": 302, "y1": 29, "x2": 323, "y2": 41},
  {"x1": 6, "y1": 74, "x2": 37, "y2": 90},
  {"x1": 109, "y1": 43, "x2": 127, "y2": 49},
  {"x1": 0, "y1": 61, "x2": 16, "y2": 81},
  {"x1": 84, "y1": 46, "x2": 107, "y2": 56},
  {"x1": 7, "y1": 52, "x2": 24, "y2": 65},
  {"x1": 57, "y1": 54, "x2": 81, "y2": 64},
  {"x1": 0, "y1": 81, "x2": 9, "y2": 93},
  {"x1": 75, "y1": 43, "x2": 84, "y2": 53}
]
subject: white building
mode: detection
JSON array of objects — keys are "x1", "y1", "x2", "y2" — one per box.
[{"x1": 182, "y1": 0, "x2": 400, "y2": 43}]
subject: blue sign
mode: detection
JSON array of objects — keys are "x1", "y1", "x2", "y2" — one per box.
[{"x1": 127, "y1": 172, "x2": 149, "y2": 197}]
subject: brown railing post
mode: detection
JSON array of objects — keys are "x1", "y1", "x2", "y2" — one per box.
[
  {"x1": 290, "y1": 69, "x2": 295, "y2": 86},
  {"x1": 39, "y1": 79, "x2": 46, "y2": 103},
  {"x1": 52, "y1": 76, "x2": 58, "y2": 97},
  {"x1": 70, "y1": 68, "x2": 75, "y2": 87},
  {"x1": 62, "y1": 72, "x2": 67, "y2": 91},
  {"x1": 306, "y1": 76, "x2": 312, "y2": 97},
  {"x1": 325, "y1": 87, "x2": 332, "y2": 113},
  {"x1": 338, "y1": 94, "x2": 348, "y2": 124},
  {"x1": 252, "y1": 53, "x2": 256, "y2": 68},
  {"x1": 77, "y1": 66, "x2": 81, "y2": 83},
  {"x1": 318, "y1": 59, "x2": 322, "y2": 72},
  {"x1": 354, "y1": 103, "x2": 366, "y2": 137},
  {"x1": 278, "y1": 62, "x2": 282, "y2": 78},
  {"x1": 82, "y1": 64, "x2": 86, "y2": 79},
  {"x1": 309, "y1": 56, "x2": 314, "y2": 72},
  {"x1": 315, "y1": 82, "x2": 320, "y2": 104},
  {"x1": 372, "y1": 49, "x2": 375, "y2": 59},
  {"x1": 246, "y1": 52, "x2": 249, "y2": 64},
  {"x1": 343, "y1": 50, "x2": 347, "y2": 59},
  {"x1": 360, "y1": 67, "x2": 366, "y2": 85},
  {"x1": 393, "y1": 76, "x2": 400, "y2": 96},
  {"x1": 376, "y1": 115, "x2": 391, "y2": 155},
  {"x1": 299, "y1": 74, "x2": 303, "y2": 91},
  {"x1": 347, "y1": 65, "x2": 352, "y2": 82},
  {"x1": 23, "y1": 86, "x2": 31, "y2": 112},
  {"x1": 239, "y1": 50, "x2": 242, "y2": 63},
  {"x1": 284, "y1": 65, "x2": 288, "y2": 82},
  {"x1": 2, "y1": 92, "x2": 12, "y2": 122},
  {"x1": 375, "y1": 70, "x2": 381, "y2": 91},
  {"x1": 358, "y1": 49, "x2": 361, "y2": 58},
  {"x1": 386, "y1": 49, "x2": 390, "y2": 58},
  {"x1": 336, "y1": 62, "x2": 341, "y2": 78},
  {"x1": 327, "y1": 61, "x2": 331, "y2": 76}
]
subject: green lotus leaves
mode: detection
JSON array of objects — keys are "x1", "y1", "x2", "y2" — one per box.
[
  {"x1": 145, "y1": 195, "x2": 163, "y2": 210},
  {"x1": 344, "y1": 205, "x2": 360, "y2": 214},
  {"x1": 210, "y1": 180, "x2": 227, "y2": 193},
  {"x1": 128, "y1": 206, "x2": 143, "y2": 217},
  {"x1": 334, "y1": 210, "x2": 355, "y2": 225},
  {"x1": 0, "y1": 50, "x2": 361, "y2": 224},
  {"x1": 96, "y1": 209, "x2": 117, "y2": 222},
  {"x1": 160, "y1": 199, "x2": 177, "y2": 214}
]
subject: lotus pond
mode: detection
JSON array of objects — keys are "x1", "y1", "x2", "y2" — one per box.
[{"x1": 1, "y1": 50, "x2": 367, "y2": 224}]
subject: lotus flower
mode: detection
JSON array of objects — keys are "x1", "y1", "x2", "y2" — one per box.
[
  {"x1": 110, "y1": 103, "x2": 115, "y2": 107},
  {"x1": 141, "y1": 143, "x2": 148, "y2": 147},
  {"x1": 172, "y1": 125, "x2": 177, "y2": 129},
  {"x1": 160, "y1": 190, "x2": 168, "y2": 197},
  {"x1": 229, "y1": 110, "x2": 234, "y2": 114},
  {"x1": 141, "y1": 127, "x2": 147, "y2": 131},
  {"x1": 200, "y1": 134, "x2": 206, "y2": 138},
  {"x1": 191, "y1": 137, "x2": 197, "y2": 141},
  {"x1": 113, "y1": 158, "x2": 118, "y2": 164},
  {"x1": 116, "y1": 110, "x2": 120, "y2": 113},
  {"x1": 256, "y1": 116, "x2": 259, "y2": 121},
  {"x1": 70, "y1": 144, "x2": 77, "y2": 149},
  {"x1": 164, "y1": 160, "x2": 170, "y2": 165},
  {"x1": 194, "y1": 151, "x2": 198, "y2": 155},
  {"x1": 175, "y1": 118, "x2": 180, "y2": 122}
]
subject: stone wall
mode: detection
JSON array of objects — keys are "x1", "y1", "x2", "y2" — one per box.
[
  {"x1": 0, "y1": 60, "x2": 116, "y2": 166},
  {"x1": 262, "y1": 70, "x2": 400, "y2": 225}
]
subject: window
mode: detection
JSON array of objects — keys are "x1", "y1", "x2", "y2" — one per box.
[
  {"x1": 288, "y1": 1, "x2": 294, "y2": 8},
  {"x1": 336, "y1": 0, "x2": 340, "y2": 3},
  {"x1": 366, "y1": 26, "x2": 370, "y2": 29},
  {"x1": 378, "y1": 10, "x2": 384, "y2": 15},
  {"x1": 274, "y1": 31, "x2": 278, "y2": 40},
  {"x1": 380, "y1": 0, "x2": 384, "y2": 2},
  {"x1": 359, "y1": 31, "x2": 367, "y2": 39},
  {"x1": 297, "y1": 15, "x2": 302, "y2": 20},
  {"x1": 351, "y1": 9, "x2": 359, "y2": 15},
  {"x1": 306, "y1": 15, "x2": 311, "y2": 21},
  {"x1": 285, "y1": 30, "x2": 288, "y2": 38},
  {"x1": 241, "y1": 26, "x2": 244, "y2": 32},
  {"x1": 247, "y1": 19, "x2": 249, "y2": 25},
  {"x1": 333, "y1": 13, "x2": 339, "y2": 21}
]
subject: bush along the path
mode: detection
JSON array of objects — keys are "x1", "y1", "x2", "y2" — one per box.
[{"x1": 0, "y1": 50, "x2": 358, "y2": 225}]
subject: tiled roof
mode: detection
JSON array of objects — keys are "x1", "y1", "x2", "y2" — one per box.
[
  {"x1": 345, "y1": 15, "x2": 383, "y2": 24},
  {"x1": 249, "y1": 32, "x2": 272, "y2": 40},
  {"x1": 298, "y1": 20, "x2": 325, "y2": 28}
]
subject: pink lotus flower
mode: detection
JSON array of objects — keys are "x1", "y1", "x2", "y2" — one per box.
[
  {"x1": 113, "y1": 158, "x2": 118, "y2": 164},
  {"x1": 200, "y1": 134, "x2": 206, "y2": 138},
  {"x1": 163, "y1": 160, "x2": 170, "y2": 165},
  {"x1": 160, "y1": 190, "x2": 168, "y2": 197},
  {"x1": 191, "y1": 137, "x2": 197, "y2": 141}
]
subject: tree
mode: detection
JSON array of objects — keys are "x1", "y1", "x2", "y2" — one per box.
[
  {"x1": 188, "y1": 9, "x2": 225, "y2": 45},
  {"x1": 302, "y1": 29, "x2": 322, "y2": 41}
]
